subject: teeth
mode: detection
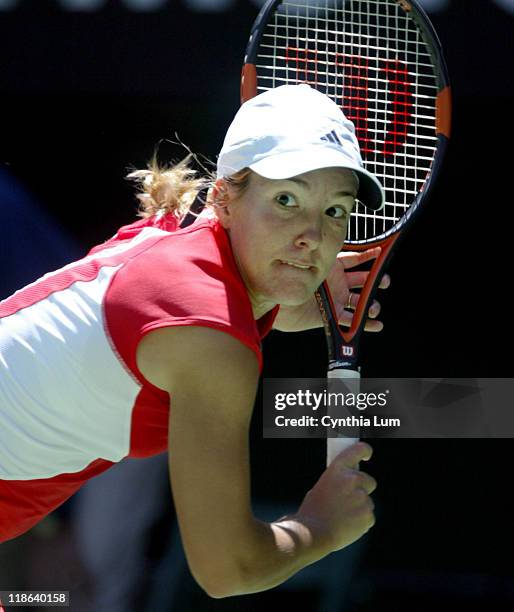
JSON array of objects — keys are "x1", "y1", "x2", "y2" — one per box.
[{"x1": 281, "y1": 260, "x2": 311, "y2": 269}]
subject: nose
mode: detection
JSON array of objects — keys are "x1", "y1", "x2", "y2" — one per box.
[{"x1": 293, "y1": 218, "x2": 323, "y2": 250}]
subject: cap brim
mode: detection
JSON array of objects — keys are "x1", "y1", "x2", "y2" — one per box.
[{"x1": 249, "y1": 148, "x2": 385, "y2": 211}]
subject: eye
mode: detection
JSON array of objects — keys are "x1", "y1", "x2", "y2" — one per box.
[
  {"x1": 326, "y1": 205, "x2": 349, "y2": 219},
  {"x1": 275, "y1": 193, "x2": 297, "y2": 208}
]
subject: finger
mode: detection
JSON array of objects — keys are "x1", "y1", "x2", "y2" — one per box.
[
  {"x1": 337, "y1": 309, "x2": 353, "y2": 328},
  {"x1": 344, "y1": 295, "x2": 380, "y2": 315},
  {"x1": 334, "y1": 441, "x2": 373, "y2": 468},
  {"x1": 338, "y1": 311, "x2": 384, "y2": 332},
  {"x1": 340, "y1": 298, "x2": 383, "y2": 330},
  {"x1": 345, "y1": 291, "x2": 357, "y2": 311},
  {"x1": 346, "y1": 271, "x2": 391, "y2": 291},
  {"x1": 346, "y1": 271, "x2": 368, "y2": 290},
  {"x1": 368, "y1": 300, "x2": 381, "y2": 319},
  {"x1": 357, "y1": 472, "x2": 378, "y2": 495},
  {"x1": 338, "y1": 246, "x2": 382, "y2": 270},
  {"x1": 378, "y1": 274, "x2": 391, "y2": 290},
  {"x1": 363, "y1": 319, "x2": 384, "y2": 333}
]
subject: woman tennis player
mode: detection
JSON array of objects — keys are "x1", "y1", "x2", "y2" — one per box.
[{"x1": 0, "y1": 85, "x2": 388, "y2": 597}]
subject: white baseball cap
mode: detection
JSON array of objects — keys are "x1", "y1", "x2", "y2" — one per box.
[{"x1": 217, "y1": 84, "x2": 384, "y2": 211}]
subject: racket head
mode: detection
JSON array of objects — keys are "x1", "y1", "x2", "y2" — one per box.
[{"x1": 241, "y1": 0, "x2": 451, "y2": 250}]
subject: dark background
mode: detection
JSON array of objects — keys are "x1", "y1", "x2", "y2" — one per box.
[{"x1": 1, "y1": 0, "x2": 513, "y2": 609}]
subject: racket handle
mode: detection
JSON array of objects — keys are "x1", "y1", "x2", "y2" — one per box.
[{"x1": 326, "y1": 368, "x2": 361, "y2": 466}]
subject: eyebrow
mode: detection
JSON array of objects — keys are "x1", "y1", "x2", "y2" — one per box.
[{"x1": 284, "y1": 177, "x2": 358, "y2": 198}]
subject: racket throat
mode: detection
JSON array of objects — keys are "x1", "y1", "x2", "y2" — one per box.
[{"x1": 315, "y1": 282, "x2": 362, "y2": 367}]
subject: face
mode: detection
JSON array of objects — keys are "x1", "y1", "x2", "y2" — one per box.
[{"x1": 215, "y1": 167, "x2": 358, "y2": 319}]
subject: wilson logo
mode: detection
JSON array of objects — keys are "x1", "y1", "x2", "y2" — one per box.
[
  {"x1": 284, "y1": 48, "x2": 414, "y2": 157},
  {"x1": 342, "y1": 346, "x2": 354, "y2": 357}
]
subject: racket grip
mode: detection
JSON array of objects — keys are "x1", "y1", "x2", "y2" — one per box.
[{"x1": 326, "y1": 368, "x2": 361, "y2": 467}]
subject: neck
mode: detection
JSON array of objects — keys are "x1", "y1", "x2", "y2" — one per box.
[{"x1": 247, "y1": 289, "x2": 277, "y2": 321}]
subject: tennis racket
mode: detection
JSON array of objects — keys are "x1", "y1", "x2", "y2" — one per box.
[{"x1": 241, "y1": 0, "x2": 451, "y2": 465}]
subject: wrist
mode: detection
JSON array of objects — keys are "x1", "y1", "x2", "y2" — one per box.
[{"x1": 270, "y1": 512, "x2": 333, "y2": 561}]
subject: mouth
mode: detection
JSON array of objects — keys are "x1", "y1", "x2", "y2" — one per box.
[{"x1": 278, "y1": 260, "x2": 316, "y2": 271}]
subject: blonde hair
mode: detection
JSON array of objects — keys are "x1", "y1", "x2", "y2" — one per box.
[{"x1": 127, "y1": 152, "x2": 252, "y2": 221}]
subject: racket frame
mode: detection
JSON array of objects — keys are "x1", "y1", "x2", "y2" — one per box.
[{"x1": 241, "y1": 0, "x2": 451, "y2": 370}]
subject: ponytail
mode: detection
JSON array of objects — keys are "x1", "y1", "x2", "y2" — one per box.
[{"x1": 127, "y1": 154, "x2": 210, "y2": 220}]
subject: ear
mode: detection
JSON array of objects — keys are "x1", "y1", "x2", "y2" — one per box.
[{"x1": 212, "y1": 178, "x2": 233, "y2": 229}]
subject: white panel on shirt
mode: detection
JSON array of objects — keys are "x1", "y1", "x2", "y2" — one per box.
[{"x1": 0, "y1": 227, "x2": 167, "y2": 480}]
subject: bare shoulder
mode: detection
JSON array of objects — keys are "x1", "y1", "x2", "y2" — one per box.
[{"x1": 136, "y1": 325, "x2": 260, "y2": 394}]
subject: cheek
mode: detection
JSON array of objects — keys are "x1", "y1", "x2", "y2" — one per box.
[
  {"x1": 230, "y1": 217, "x2": 272, "y2": 270},
  {"x1": 323, "y1": 221, "x2": 347, "y2": 249},
  {"x1": 238, "y1": 212, "x2": 280, "y2": 255},
  {"x1": 320, "y1": 227, "x2": 347, "y2": 269}
]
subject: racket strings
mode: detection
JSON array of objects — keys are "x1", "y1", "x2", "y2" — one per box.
[
  {"x1": 257, "y1": 50, "x2": 438, "y2": 91},
  {"x1": 254, "y1": 0, "x2": 439, "y2": 244}
]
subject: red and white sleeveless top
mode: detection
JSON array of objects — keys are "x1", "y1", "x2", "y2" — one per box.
[{"x1": 0, "y1": 213, "x2": 278, "y2": 541}]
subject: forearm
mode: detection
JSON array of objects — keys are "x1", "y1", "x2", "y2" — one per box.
[{"x1": 231, "y1": 514, "x2": 332, "y2": 596}]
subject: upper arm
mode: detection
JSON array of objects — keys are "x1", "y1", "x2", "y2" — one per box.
[{"x1": 136, "y1": 325, "x2": 261, "y2": 596}]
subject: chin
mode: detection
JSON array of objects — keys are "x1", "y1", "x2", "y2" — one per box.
[
  {"x1": 270, "y1": 286, "x2": 317, "y2": 306},
  {"x1": 252, "y1": 272, "x2": 320, "y2": 307}
]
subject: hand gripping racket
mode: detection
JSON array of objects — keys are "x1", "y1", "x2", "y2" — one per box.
[{"x1": 241, "y1": 0, "x2": 451, "y2": 465}]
